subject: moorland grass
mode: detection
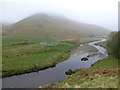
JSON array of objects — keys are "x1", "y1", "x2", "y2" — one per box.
[
  {"x1": 43, "y1": 41, "x2": 119, "y2": 88},
  {"x1": 2, "y1": 43, "x2": 75, "y2": 77},
  {"x1": 2, "y1": 35, "x2": 76, "y2": 77},
  {"x1": 96, "y1": 41, "x2": 107, "y2": 48},
  {"x1": 44, "y1": 57, "x2": 118, "y2": 88},
  {"x1": 2, "y1": 35, "x2": 101, "y2": 77}
]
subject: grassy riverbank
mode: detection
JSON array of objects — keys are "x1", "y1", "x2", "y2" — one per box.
[
  {"x1": 2, "y1": 35, "x2": 100, "y2": 77},
  {"x1": 43, "y1": 40, "x2": 119, "y2": 88},
  {"x1": 2, "y1": 36, "x2": 75, "y2": 77},
  {"x1": 43, "y1": 57, "x2": 118, "y2": 88},
  {"x1": 96, "y1": 41, "x2": 107, "y2": 48}
]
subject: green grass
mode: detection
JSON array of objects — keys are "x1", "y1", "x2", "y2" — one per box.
[
  {"x1": 44, "y1": 57, "x2": 118, "y2": 88},
  {"x1": 2, "y1": 35, "x2": 76, "y2": 77},
  {"x1": 3, "y1": 44, "x2": 74, "y2": 77},
  {"x1": 91, "y1": 57, "x2": 118, "y2": 69},
  {"x1": 43, "y1": 41, "x2": 119, "y2": 88},
  {"x1": 3, "y1": 35, "x2": 43, "y2": 47},
  {"x1": 2, "y1": 34, "x2": 102, "y2": 77},
  {"x1": 3, "y1": 14, "x2": 110, "y2": 40},
  {"x1": 96, "y1": 41, "x2": 107, "y2": 48}
]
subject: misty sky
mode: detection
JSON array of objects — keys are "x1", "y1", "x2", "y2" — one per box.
[{"x1": 0, "y1": 0, "x2": 119, "y2": 31}]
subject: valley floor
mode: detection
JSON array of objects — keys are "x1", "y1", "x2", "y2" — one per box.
[
  {"x1": 43, "y1": 42, "x2": 119, "y2": 88},
  {"x1": 2, "y1": 35, "x2": 100, "y2": 77}
]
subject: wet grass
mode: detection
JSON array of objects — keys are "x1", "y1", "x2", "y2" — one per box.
[
  {"x1": 2, "y1": 35, "x2": 76, "y2": 77},
  {"x1": 43, "y1": 41, "x2": 118, "y2": 88},
  {"x1": 3, "y1": 44, "x2": 75, "y2": 77},
  {"x1": 2, "y1": 35, "x2": 100, "y2": 77},
  {"x1": 43, "y1": 57, "x2": 118, "y2": 88},
  {"x1": 96, "y1": 41, "x2": 107, "y2": 48}
]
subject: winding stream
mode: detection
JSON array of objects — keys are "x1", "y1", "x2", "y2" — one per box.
[{"x1": 2, "y1": 39, "x2": 108, "y2": 88}]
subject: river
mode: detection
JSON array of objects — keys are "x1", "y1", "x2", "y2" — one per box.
[{"x1": 2, "y1": 39, "x2": 108, "y2": 88}]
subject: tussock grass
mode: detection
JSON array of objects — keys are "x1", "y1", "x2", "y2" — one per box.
[
  {"x1": 43, "y1": 40, "x2": 118, "y2": 88},
  {"x1": 2, "y1": 35, "x2": 101, "y2": 77},
  {"x1": 2, "y1": 35, "x2": 75, "y2": 77},
  {"x1": 44, "y1": 57, "x2": 118, "y2": 88}
]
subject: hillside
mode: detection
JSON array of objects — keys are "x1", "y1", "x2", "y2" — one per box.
[
  {"x1": 3, "y1": 14, "x2": 111, "y2": 40},
  {"x1": 43, "y1": 41, "x2": 118, "y2": 88},
  {"x1": 43, "y1": 57, "x2": 118, "y2": 88}
]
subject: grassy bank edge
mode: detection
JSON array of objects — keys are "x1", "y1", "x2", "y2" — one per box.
[
  {"x1": 42, "y1": 41, "x2": 119, "y2": 88},
  {"x1": 2, "y1": 37, "x2": 101, "y2": 77},
  {"x1": 2, "y1": 45, "x2": 75, "y2": 77},
  {"x1": 42, "y1": 57, "x2": 118, "y2": 88}
]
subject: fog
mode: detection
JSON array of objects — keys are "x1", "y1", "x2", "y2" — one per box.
[{"x1": 1, "y1": 0, "x2": 119, "y2": 31}]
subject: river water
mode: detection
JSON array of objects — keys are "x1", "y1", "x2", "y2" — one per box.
[{"x1": 2, "y1": 39, "x2": 108, "y2": 88}]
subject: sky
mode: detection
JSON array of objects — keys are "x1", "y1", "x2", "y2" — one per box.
[{"x1": 0, "y1": 0, "x2": 119, "y2": 31}]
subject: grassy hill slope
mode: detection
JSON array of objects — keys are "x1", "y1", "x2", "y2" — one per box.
[
  {"x1": 2, "y1": 14, "x2": 111, "y2": 77},
  {"x1": 3, "y1": 14, "x2": 110, "y2": 40},
  {"x1": 44, "y1": 57, "x2": 118, "y2": 88}
]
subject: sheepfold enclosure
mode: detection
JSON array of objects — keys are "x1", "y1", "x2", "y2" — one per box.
[{"x1": 40, "y1": 42, "x2": 63, "y2": 47}]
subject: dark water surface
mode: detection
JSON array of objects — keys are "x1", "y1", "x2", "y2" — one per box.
[{"x1": 2, "y1": 39, "x2": 108, "y2": 88}]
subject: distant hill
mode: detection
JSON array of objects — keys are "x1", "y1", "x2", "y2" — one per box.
[{"x1": 3, "y1": 14, "x2": 111, "y2": 40}]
